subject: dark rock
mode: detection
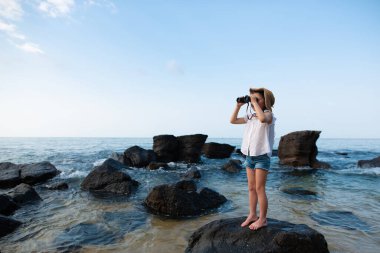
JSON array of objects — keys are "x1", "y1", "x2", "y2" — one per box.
[
  {"x1": 182, "y1": 167, "x2": 201, "y2": 179},
  {"x1": 103, "y1": 210, "x2": 147, "y2": 233},
  {"x1": 153, "y1": 135, "x2": 179, "y2": 162},
  {"x1": 0, "y1": 215, "x2": 22, "y2": 238},
  {"x1": 202, "y1": 142, "x2": 235, "y2": 159},
  {"x1": 0, "y1": 161, "x2": 60, "y2": 189},
  {"x1": 185, "y1": 217, "x2": 329, "y2": 253},
  {"x1": 110, "y1": 152, "x2": 125, "y2": 164},
  {"x1": 278, "y1": 131, "x2": 331, "y2": 169},
  {"x1": 81, "y1": 159, "x2": 139, "y2": 196},
  {"x1": 144, "y1": 180, "x2": 226, "y2": 217},
  {"x1": 45, "y1": 182, "x2": 69, "y2": 190},
  {"x1": 147, "y1": 162, "x2": 169, "y2": 170},
  {"x1": 358, "y1": 156, "x2": 380, "y2": 168},
  {"x1": 0, "y1": 162, "x2": 22, "y2": 188},
  {"x1": 272, "y1": 149, "x2": 278, "y2": 156},
  {"x1": 8, "y1": 183, "x2": 42, "y2": 204},
  {"x1": 0, "y1": 194, "x2": 19, "y2": 215},
  {"x1": 282, "y1": 187, "x2": 317, "y2": 196},
  {"x1": 20, "y1": 161, "x2": 60, "y2": 185},
  {"x1": 124, "y1": 146, "x2": 156, "y2": 168},
  {"x1": 222, "y1": 159, "x2": 242, "y2": 173},
  {"x1": 310, "y1": 211, "x2": 370, "y2": 231},
  {"x1": 177, "y1": 134, "x2": 208, "y2": 163},
  {"x1": 335, "y1": 152, "x2": 348, "y2": 156}
]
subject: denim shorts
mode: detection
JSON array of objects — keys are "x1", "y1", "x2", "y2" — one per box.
[{"x1": 243, "y1": 153, "x2": 271, "y2": 171}]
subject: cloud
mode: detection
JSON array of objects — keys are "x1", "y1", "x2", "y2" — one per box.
[
  {"x1": 0, "y1": 0, "x2": 23, "y2": 20},
  {"x1": 16, "y1": 42, "x2": 44, "y2": 54},
  {"x1": 38, "y1": 0, "x2": 75, "y2": 18},
  {"x1": 166, "y1": 60, "x2": 184, "y2": 75},
  {"x1": 0, "y1": 20, "x2": 25, "y2": 40},
  {"x1": 85, "y1": 0, "x2": 117, "y2": 12}
]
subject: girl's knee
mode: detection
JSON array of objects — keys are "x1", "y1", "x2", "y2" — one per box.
[
  {"x1": 255, "y1": 184, "x2": 265, "y2": 192},
  {"x1": 248, "y1": 184, "x2": 256, "y2": 192}
]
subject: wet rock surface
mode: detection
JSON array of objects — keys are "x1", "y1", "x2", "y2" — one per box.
[
  {"x1": 310, "y1": 211, "x2": 370, "y2": 231},
  {"x1": 0, "y1": 161, "x2": 60, "y2": 189},
  {"x1": 222, "y1": 159, "x2": 243, "y2": 173},
  {"x1": 81, "y1": 159, "x2": 139, "y2": 196},
  {"x1": 144, "y1": 180, "x2": 227, "y2": 217},
  {"x1": 358, "y1": 156, "x2": 380, "y2": 168},
  {"x1": 202, "y1": 142, "x2": 235, "y2": 159},
  {"x1": 185, "y1": 217, "x2": 329, "y2": 253},
  {"x1": 0, "y1": 215, "x2": 22, "y2": 238}
]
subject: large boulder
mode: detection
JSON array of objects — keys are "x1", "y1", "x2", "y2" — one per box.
[
  {"x1": 177, "y1": 134, "x2": 208, "y2": 163},
  {"x1": 123, "y1": 146, "x2": 156, "y2": 168},
  {"x1": 358, "y1": 156, "x2": 380, "y2": 168},
  {"x1": 8, "y1": 183, "x2": 42, "y2": 205},
  {"x1": 185, "y1": 217, "x2": 329, "y2": 253},
  {"x1": 144, "y1": 180, "x2": 226, "y2": 217},
  {"x1": 278, "y1": 131, "x2": 331, "y2": 169},
  {"x1": 0, "y1": 194, "x2": 19, "y2": 215},
  {"x1": 0, "y1": 161, "x2": 60, "y2": 189},
  {"x1": 0, "y1": 215, "x2": 22, "y2": 238},
  {"x1": 202, "y1": 142, "x2": 235, "y2": 159},
  {"x1": 153, "y1": 135, "x2": 179, "y2": 162},
  {"x1": 81, "y1": 159, "x2": 139, "y2": 195}
]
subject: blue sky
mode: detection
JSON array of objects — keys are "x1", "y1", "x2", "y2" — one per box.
[{"x1": 0, "y1": 0, "x2": 379, "y2": 138}]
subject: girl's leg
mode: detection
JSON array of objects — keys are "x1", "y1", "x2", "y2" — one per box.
[
  {"x1": 249, "y1": 168, "x2": 268, "y2": 230},
  {"x1": 241, "y1": 167, "x2": 259, "y2": 227}
]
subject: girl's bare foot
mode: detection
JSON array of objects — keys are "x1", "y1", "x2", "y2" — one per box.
[
  {"x1": 249, "y1": 218, "x2": 267, "y2": 230},
  {"x1": 241, "y1": 215, "x2": 259, "y2": 227}
]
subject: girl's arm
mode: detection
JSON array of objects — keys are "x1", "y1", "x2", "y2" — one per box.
[
  {"x1": 250, "y1": 97, "x2": 273, "y2": 124},
  {"x1": 230, "y1": 103, "x2": 246, "y2": 124}
]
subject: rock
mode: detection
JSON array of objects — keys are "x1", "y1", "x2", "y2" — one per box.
[
  {"x1": 272, "y1": 149, "x2": 278, "y2": 156},
  {"x1": 20, "y1": 161, "x2": 60, "y2": 185},
  {"x1": 0, "y1": 162, "x2": 22, "y2": 188},
  {"x1": 144, "y1": 180, "x2": 227, "y2": 217},
  {"x1": 153, "y1": 135, "x2": 180, "y2": 162},
  {"x1": 110, "y1": 152, "x2": 125, "y2": 164},
  {"x1": 278, "y1": 131, "x2": 331, "y2": 169},
  {"x1": 0, "y1": 194, "x2": 19, "y2": 216},
  {"x1": 81, "y1": 159, "x2": 139, "y2": 195},
  {"x1": 182, "y1": 167, "x2": 201, "y2": 179},
  {"x1": 45, "y1": 182, "x2": 69, "y2": 190},
  {"x1": 335, "y1": 152, "x2": 348, "y2": 156},
  {"x1": 185, "y1": 217, "x2": 329, "y2": 253},
  {"x1": 147, "y1": 162, "x2": 169, "y2": 170},
  {"x1": 222, "y1": 159, "x2": 242, "y2": 173},
  {"x1": 177, "y1": 134, "x2": 208, "y2": 163},
  {"x1": 202, "y1": 142, "x2": 235, "y2": 159},
  {"x1": 124, "y1": 146, "x2": 156, "y2": 168},
  {"x1": 282, "y1": 187, "x2": 317, "y2": 196},
  {"x1": 358, "y1": 156, "x2": 380, "y2": 168},
  {"x1": 0, "y1": 215, "x2": 22, "y2": 238},
  {"x1": 0, "y1": 161, "x2": 60, "y2": 189},
  {"x1": 310, "y1": 211, "x2": 370, "y2": 231},
  {"x1": 8, "y1": 183, "x2": 42, "y2": 204}
]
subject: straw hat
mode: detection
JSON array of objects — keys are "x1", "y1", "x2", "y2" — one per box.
[{"x1": 249, "y1": 87, "x2": 275, "y2": 111}]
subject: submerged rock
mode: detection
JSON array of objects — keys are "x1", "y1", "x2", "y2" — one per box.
[
  {"x1": 282, "y1": 187, "x2": 317, "y2": 196},
  {"x1": 0, "y1": 194, "x2": 19, "y2": 215},
  {"x1": 0, "y1": 161, "x2": 60, "y2": 189},
  {"x1": 182, "y1": 167, "x2": 201, "y2": 179},
  {"x1": 147, "y1": 162, "x2": 169, "y2": 170},
  {"x1": 8, "y1": 183, "x2": 42, "y2": 204},
  {"x1": 358, "y1": 156, "x2": 380, "y2": 168},
  {"x1": 222, "y1": 159, "x2": 243, "y2": 173},
  {"x1": 202, "y1": 142, "x2": 235, "y2": 159},
  {"x1": 278, "y1": 131, "x2": 331, "y2": 169},
  {"x1": 310, "y1": 211, "x2": 370, "y2": 231},
  {"x1": 81, "y1": 159, "x2": 139, "y2": 196},
  {"x1": 0, "y1": 215, "x2": 22, "y2": 238},
  {"x1": 144, "y1": 180, "x2": 227, "y2": 217},
  {"x1": 45, "y1": 182, "x2": 69, "y2": 190},
  {"x1": 124, "y1": 146, "x2": 156, "y2": 168},
  {"x1": 185, "y1": 217, "x2": 329, "y2": 253}
]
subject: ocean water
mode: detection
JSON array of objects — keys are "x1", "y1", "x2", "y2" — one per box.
[{"x1": 0, "y1": 137, "x2": 379, "y2": 253}]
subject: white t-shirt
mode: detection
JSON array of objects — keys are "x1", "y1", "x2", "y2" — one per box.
[{"x1": 241, "y1": 109, "x2": 276, "y2": 157}]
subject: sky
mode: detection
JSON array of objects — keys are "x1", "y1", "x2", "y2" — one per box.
[{"x1": 0, "y1": 0, "x2": 379, "y2": 138}]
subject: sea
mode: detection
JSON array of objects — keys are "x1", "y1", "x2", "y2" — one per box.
[{"x1": 0, "y1": 137, "x2": 379, "y2": 253}]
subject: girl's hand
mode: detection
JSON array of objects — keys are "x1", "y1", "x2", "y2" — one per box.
[
  {"x1": 249, "y1": 94, "x2": 258, "y2": 104},
  {"x1": 237, "y1": 102, "x2": 245, "y2": 107}
]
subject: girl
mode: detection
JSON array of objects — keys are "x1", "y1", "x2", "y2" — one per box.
[{"x1": 230, "y1": 87, "x2": 276, "y2": 230}]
